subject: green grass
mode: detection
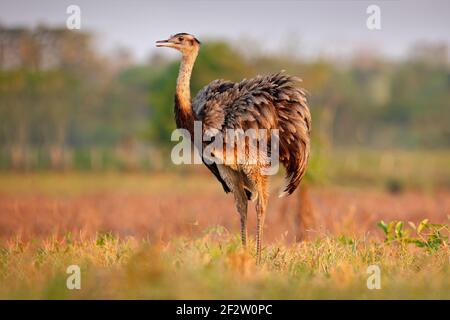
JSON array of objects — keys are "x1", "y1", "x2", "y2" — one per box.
[
  {"x1": 1, "y1": 229, "x2": 449, "y2": 299},
  {"x1": 310, "y1": 148, "x2": 450, "y2": 190},
  {"x1": 1, "y1": 148, "x2": 449, "y2": 299},
  {"x1": 2, "y1": 149, "x2": 449, "y2": 196},
  {"x1": 0, "y1": 171, "x2": 217, "y2": 196}
]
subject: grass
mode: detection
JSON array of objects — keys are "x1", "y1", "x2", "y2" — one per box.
[
  {"x1": 315, "y1": 148, "x2": 450, "y2": 190},
  {"x1": 1, "y1": 229, "x2": 449, "y2": 299},
  {"x1": 2, "y1": 148, "x2": 449, "y2": 196},
  {"x1": 0, "y1": 148, "x2": 449, "y2": 299},
  {"x1": 0, "y1": 171, "x2": 217, "y2": 196}
]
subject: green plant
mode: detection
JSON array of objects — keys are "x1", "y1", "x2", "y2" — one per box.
[{"x1": 377, "y1": 218, "x2": 449, "y2": 252}]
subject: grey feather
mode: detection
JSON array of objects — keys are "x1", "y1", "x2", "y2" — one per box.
[{"x1": 193, "y1": 71, "x2": 311, "y2": 196}]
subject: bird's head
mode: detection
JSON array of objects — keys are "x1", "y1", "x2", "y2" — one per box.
[{"x1": 156, "y1": 33, "x2": 201, "y2": 56}]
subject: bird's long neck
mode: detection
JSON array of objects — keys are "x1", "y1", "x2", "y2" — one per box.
[{"x1": 175, "y1": 50, "x2": 198, "y2": 136}]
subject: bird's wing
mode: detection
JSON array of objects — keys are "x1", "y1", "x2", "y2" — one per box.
[
  {"x1": 235, "y1": 73, "x2": 311, "y2": 196},
  {"x1": 194, "y1": 72, "x2": 311, "y2": 196},
  {"x1": 196, "y1": 78, "x2": 278, "y2": 134},
  {"x1": 195, "y1": 78, "x2": 278, "y2": 172},
  {"x1": 193, "y1": 79, "x2": 234, "y2": 124},
  {"x1": 255, "y1": 72, "x2": 310, "y2": 196},
  {"x1": 202, "y1": 160, "x2": 231, "y2": 193},
  {"x1": 193, "y1": 80, "x2": 235, "y2": 194}
]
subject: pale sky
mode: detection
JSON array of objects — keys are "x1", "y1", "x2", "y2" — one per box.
[{"x1": 0, "y1": 0, "x2": 449, "y2": 61}]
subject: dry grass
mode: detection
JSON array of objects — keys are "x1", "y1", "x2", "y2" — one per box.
[
  {"x1": 0, "y1": 231, "x2": 449, "y2": 299},
  {"x1": 1, "y1": 172, "x2": 449, "y2": 243},
  {"x1": 0, "y1": 171, "x2": 449, "y2": 299}
]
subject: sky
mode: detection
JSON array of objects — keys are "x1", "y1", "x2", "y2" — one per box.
[{"x1": 0, "y1": 0, "x2": 449, "y2": 61}]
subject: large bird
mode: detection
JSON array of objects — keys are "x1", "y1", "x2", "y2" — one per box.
[{"x1": 156, "y1": 33, "x2": 311, "y2": 264}]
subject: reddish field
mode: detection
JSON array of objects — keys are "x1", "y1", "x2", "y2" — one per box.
[
  {"x1": 0, "y1": 173, "x2": 449, "y2": 299},
  {"x1": 1, "y1": 173, "x2": 448, "y2": 243}
]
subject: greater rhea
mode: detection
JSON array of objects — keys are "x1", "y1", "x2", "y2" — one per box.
[{"x1": 156, "y1": 33, "x2": 311, "y2": 264}]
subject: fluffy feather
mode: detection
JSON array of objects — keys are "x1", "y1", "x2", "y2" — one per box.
[{"x1": 193, "y1": 72, "x2": 311, "y2": 196}]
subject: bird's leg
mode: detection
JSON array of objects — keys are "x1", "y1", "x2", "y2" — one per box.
[
  {"x1": 233, "y1": 189, "x2": 248, "y2": 248},
  {"x1": 239, "y1": 201, "x2": 248, "y2": 248},
  {"x1": 255, "y1": 177, "x2": 268, "y2": 265},
  {"x1": 216, "y1": 165, "x2": 249, "y2": 248},
  {"x1": 255, "y1": 199, "x2": 266, "y2": 264}
]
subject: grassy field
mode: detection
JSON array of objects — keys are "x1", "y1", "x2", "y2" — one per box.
[
  {"x1": 1, "y1": 230, "x2": 449, "y2": 299},
  {"x1": 0, "y1": 150, "x2": 449, "y2": 299}
]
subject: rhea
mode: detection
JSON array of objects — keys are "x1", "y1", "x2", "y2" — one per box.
[{"x1": 156, "y1": 33, "x2": 311, "y2": 264}]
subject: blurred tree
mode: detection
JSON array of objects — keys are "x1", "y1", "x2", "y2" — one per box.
[{"x1": 1, "y1": 26, "x2": 449, "y2": 170}]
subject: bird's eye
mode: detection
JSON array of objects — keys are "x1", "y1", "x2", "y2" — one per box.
[{"x1": 178, "y1": 37, "x2": 183, "y2": 42}]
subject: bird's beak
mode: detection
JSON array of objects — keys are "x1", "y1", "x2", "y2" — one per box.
[{"x1": 156, "y1": 39, "x2": 176, "y2": 48}]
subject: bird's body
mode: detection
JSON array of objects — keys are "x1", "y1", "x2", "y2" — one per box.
[{"x1": 157, "y1": 33, "x2": 311, "y2": 264}]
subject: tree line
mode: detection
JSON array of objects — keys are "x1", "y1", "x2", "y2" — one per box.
[{"x1": 0, "y1": 25, "x2": 449, "y2": 170}]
